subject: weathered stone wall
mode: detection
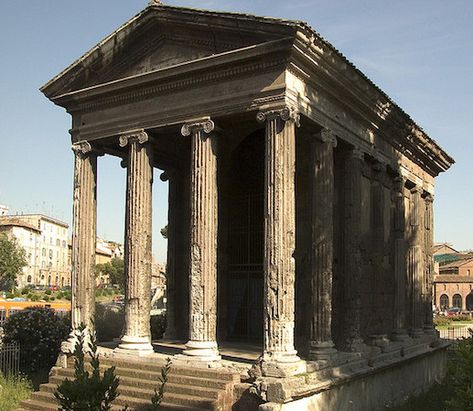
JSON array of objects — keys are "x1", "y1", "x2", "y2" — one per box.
[{"x1": 268, "y1": 346, "x2": 448, "y2": 411}]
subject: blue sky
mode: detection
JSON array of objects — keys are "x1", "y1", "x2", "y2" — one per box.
[{"x1": 0, "y1": 0, "x2": 472, "y2": 260}]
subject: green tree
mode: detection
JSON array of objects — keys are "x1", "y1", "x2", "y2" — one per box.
[
  {"x1": 0, "y1": 233, "x2": 27, "y2": 291},
  {"x1": 95, "y1": 258, "x2": 125, "y2": 290}
]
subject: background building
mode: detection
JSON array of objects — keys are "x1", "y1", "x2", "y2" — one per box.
[
  {"x1": 0, "y1": 205, "x2": 9, "y2": 216},
  {"x1": 0, "y1": 214, "x2": 69, "y2": 288}
]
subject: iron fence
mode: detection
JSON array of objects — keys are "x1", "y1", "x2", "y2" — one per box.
[{"x1": 0, "y1": 342, "x2": 20, "y2": 377}]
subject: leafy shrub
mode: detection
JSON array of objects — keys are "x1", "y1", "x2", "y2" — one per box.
[
  {"x1": 43, "y1": 295, "x2": 50, "y2": 302},
  {"x1": 446, "y1": 329, "x2": 473, "y2": 410},
  {"x1": 20, "y1": 287, "x2": 29, "y2": 295},
  {"x1": 26, "y1": 293, "x2": 33, "y2": 300},
  {"x1": 3, "y1": 306, "x2": 70, "y2": 375},
  {"x1": 56, "y1": 291, "x2": 63, "y2": 299},
  {"x1": 55, "y1": 324, "x2": 120, "y2": 411},
  {"x1": 95, "y1": 304, "x2": 124, "y2": 342},
  {"x1": 45, "y1": 289, "x2": 52, "y2": 295},
  {"x1": 64, "y1": 291, "x2": 72, "y2": 301},
  {"x1": 30, "y1": 294, "x2": 39, "y2": 302},
  {"x1": 434, "y1": 316, "x2": 452, "y2": 327},
  {"x1": 6, "y1": 292, "x2": 14, "y2": 299},
  {"x1": 150, "y1": 314, "x2": 166, "y2": 340},
  {"x1": 452, "y1": 314, "x2": 471, "y2": 322}
]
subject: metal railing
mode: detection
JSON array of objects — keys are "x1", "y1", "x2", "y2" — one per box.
[
  {"x1": 438, "y1": 326, "x2": 473, "y2": 340},
  {"x1": 0, "y1": 342, "x2": 20, "y2": 377}
]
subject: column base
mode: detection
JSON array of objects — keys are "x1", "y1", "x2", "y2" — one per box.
[
  {"x1": 409, "y1": 328, "x2": 425, "y2": 338},
  {"x1": 116, "y1": 335, "x2": 154, "y2": 354},
  {"x1": 260, "y1": 351, "x2": 306, "y2": 377},
  {"x1": 391, "y1": 329, "x2": 411, "y2": 342},
  {"x1": 308, "y1": 340, "x2": 338, "y2": 361},
  {"x1": 344, "y1": 337, "x2": 371, "y2": 353},
  {"x1": 181, "y1": 340, "x2": 221, "y2": 361}
]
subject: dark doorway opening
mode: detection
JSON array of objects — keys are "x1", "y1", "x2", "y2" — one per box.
[{"x1": 225, "y1": 131, "x2": 264, "y2": 342}]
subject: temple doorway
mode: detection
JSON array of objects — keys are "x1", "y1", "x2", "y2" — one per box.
[{"x1": 225, "y1": 131, "x2": 264, "y2": 342}]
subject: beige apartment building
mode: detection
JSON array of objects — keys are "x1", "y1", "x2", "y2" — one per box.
[{"x1": 0, "y1": 214, "x2": 69, "y2": 288}]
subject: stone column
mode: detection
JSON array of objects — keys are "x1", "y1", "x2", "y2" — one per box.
[
  {"x1": 408, "y1": 185, "x2": 424, "y2": 338},
  {"x1": 162, "y1": 170, "x2": 177, "y2": 341},
  {"x1": 117, "y1": 130, "x2": 154, "y2": 353},
  {"x1": 423, "y1": 194, "x2": 436, "y2": 335},
  {"x1": 70, "y1": 141, "x2": 99, "y2": 336},
  {"x1": 308, "y1": 129, "x2": 338, "y2": 361},
  {"x1": 256, "y1": 106, "x2": 305, "y2": 377},
  {"x1": 391, "y1": 176, "x2": 410, "y2": 341},
  {"x1": 343, "y1": 147, "x2": 368, "y2": 351},
  {"x1": 180, "y1": 118, "x2": 220, "y2": 361}
]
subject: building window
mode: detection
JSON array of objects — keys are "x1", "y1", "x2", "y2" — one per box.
[
  {"x1": 42, "y1": 248, "x2": 46, "y2": 257},
  {"x1": 27, "y1": 275, "x2": 32, "y2": 283},
  {"x1": 49, "y1": 249, "x2": 53, "y2": 259},
  {"x1": 62, "y1": 240, "x2": 66, "y2": 248},
  {"x1": 468, "y1": 269, "x2": 471, "y2": 276},
  {"x1": 56, "y1": 239, "x2": 60, "y2": 246},
  {"x1": 453, "y1": 294, "x2": 462, "y2": 309},
  {"x1": 48, "y1": 276, "x2": 51, "y2": 286},
  {"x1": 443, "y1": 284, "x2": 447, "y2": 291},
  {"x1": 440, "y1": 294, "x2": 449, "y2": 310}
]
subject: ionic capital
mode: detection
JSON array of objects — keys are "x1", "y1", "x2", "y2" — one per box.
[
  {"x1": 72, "y1": 141, "x2": 103, "y2": 158},
  {"x1": 119, "y1": 129, "x2": 149, "y2": 147},
  {"x1": 349, "y1": 146, "x2": 364, "y2": 161},
  {"x1": 424, "y1": 193, "x2": 434, "y2": 203},
  {"x1": 410, "y1": 184, "x2": 421, "y2": 194},
  {"x1": 393, "y1": 174, "x2": 406, "y2": 192},
  {"x1": 72, "y1": 141, "x2": 92, "y2": 156},
  {"x1": 256, "y1": 105, "x2": 300, "y2": 127},
  {"x1": 180, "y1": 118, "x2": 215, "y2": 137},
  {"x1": 315, "y1": 128, "x2": 337, "y2": 147}
]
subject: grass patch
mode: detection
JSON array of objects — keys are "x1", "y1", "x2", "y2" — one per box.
[{"x1": 0, "y1": 374, "x2": 33, "y2": 411}]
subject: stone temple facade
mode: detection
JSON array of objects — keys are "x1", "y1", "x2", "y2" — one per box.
[{"x1": 41, "y1": 3, "x2": 454, "y2": 410}]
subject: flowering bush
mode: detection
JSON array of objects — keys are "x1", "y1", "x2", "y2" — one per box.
[{"x1": 3, "y1": 306, "x2": 70, "y2": 375}]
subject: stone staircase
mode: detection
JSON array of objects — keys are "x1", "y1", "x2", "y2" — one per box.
[{"x1": 17, "y1": 356, "x2": 241, "y2": 411}]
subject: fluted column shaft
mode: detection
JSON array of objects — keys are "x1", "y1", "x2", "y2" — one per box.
[
  {"x1": 424, "y1": 194, "x2": 436, "y2": 333},
  {"x1": 257, "y1": 107, "x2": 304, "y2": 377},
  {"x1": 162, "y1": 170, "x2": 178, "y2": 340},
  {"x1": 71, "y1": 141, "x2": 98, "y2": 333},
  {"x1": 343, "y1": 147, "x2": 367, "y2": 351},
  {"x1": 181, "y1": 118, "x2": 220, "y2": 361},
  {"x1": 118, "y1": 130, "x2": 154, "y2": 352},
  {"x1": 309, "y1": 129, "x2": 337, "y2": 360},
  {"x1": 408, "y1": 185, "x2": 424, "y2": 337},
  {"x1": 392, "y1": 176, "x2": 409, "y2": 341}
]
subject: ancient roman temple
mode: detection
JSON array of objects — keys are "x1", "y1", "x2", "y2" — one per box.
[{"x1": 36, "y1": 3, "x2": 454, "y2": 410}]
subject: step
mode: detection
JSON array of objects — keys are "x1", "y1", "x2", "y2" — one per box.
[
  {"x1": 97, "y1": 357, "x2": 239, "y2": 382},
  {"x1": 41, "y1": 378, "x2": 219, "y2": 400},
  {"x1": 49, "y1": 374, "x2": 223, "y2": 399},
  {"x1": 32, "y1": 387, "x2": 218, "y2": 410},
  {"x1": 53, "y1": 366, "x2": 234, "y2": 390},
  {"x1": 19, "y1": 397, "x2": 57, "y2": 411}
]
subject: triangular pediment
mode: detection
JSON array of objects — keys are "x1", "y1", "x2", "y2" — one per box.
[{"x1": 42, "y1": 5, "x2": 298, "y2": 99}]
